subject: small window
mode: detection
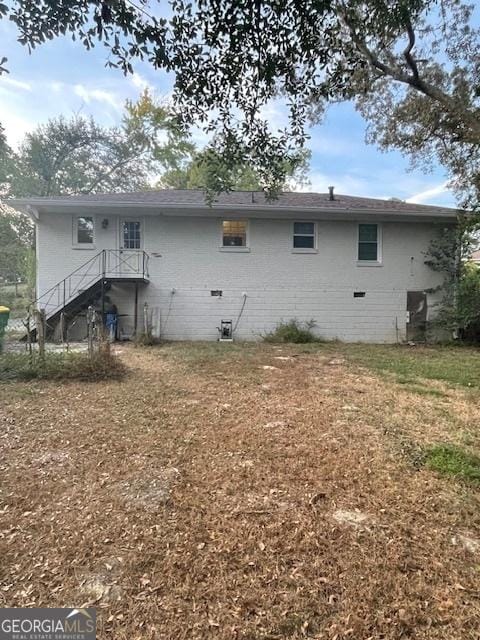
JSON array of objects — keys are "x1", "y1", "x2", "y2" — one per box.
[
  {"x1": 358, "y1": 224, "x2": 378, "y2": 261},
  {"x1": 76, "y1": 216, "x2": 94, "y2": 244},
  {"x1": 293, "y1": 222, "x2": 315, "y2": 249},
  {"x1": 222, "y1": 220, "x2": 247, "y2": 247}
]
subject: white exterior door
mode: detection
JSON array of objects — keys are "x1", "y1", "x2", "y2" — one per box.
[{"x1": 117, "y1": 219, "x2": 143, "y2": 275}]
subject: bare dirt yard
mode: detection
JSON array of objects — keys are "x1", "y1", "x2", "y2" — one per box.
[{"x1": 0, "y1": 342, "x2": 479, "y2": 639}]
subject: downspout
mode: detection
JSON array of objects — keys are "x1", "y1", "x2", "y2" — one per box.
[{"x1": 452, "y1": 216, "x2": 463, "y2": 340}]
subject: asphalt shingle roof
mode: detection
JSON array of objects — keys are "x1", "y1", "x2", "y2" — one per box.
[{"x1": 10, "y1": 189, "x2": 457, "y2": 216}]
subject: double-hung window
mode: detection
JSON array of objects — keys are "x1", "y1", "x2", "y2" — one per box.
[
  {"x1": 74, "y1": 216, "x2": 94, "y2": 246},
  {"x1": 358, "y1": 223, "x2": 380, "y2": 262},
  {"x1": 293, "y1": 222, "x2": 316, "y2": 250}
]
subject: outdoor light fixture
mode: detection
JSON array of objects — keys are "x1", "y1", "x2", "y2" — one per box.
[{"x1": 102, "y1": 218, "x2": 109, "y2": 229}]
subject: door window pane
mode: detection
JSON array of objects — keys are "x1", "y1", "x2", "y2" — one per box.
[{"x1": 123, "y1": 221, "x2": 141, "y2": 249}]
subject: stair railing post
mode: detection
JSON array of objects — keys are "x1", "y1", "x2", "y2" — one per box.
[{"x1": 63, "y1": 279, "x2": 66, "y2": 310}]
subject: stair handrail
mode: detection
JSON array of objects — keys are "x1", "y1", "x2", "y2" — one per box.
[
  {"x1": 29, "y1": 249, "x2": 150, "y2": 318},
  {"x1": 29, "y1": 250, "x2": 106, "y2": 317}
]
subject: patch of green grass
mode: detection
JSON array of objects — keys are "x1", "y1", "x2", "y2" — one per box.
[
  {"x1": 0, "y1": 351, "x2": 125, "y2": 382},
  {"x1": 343, "y1": 344, "x2": 480, "y2": 388},
  {"x1": 425, "y1": 444, "x2": 480, "y2": 484}
]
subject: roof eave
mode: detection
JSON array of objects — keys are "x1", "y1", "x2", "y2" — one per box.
[{"x1": 5, "y1": 198, "x2": 459, "y2": 221}]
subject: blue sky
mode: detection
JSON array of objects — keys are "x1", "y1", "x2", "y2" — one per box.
[{"x1": 0, "y1": 17, "x2": 454, "y2": 206}]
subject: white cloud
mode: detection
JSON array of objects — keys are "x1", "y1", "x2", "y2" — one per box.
[
  {"x1": 73, "y1": 84, "x2": 122, "y2": 110},
  {"x1": 0, "y1": 76, "x2": 32, "y2": 92},
  {"x1": 406, "y1": 181, "x2": 450, "y2": 204},
  {"x1": 131, "y1": 72, "x2": 151, "y2": 92}
]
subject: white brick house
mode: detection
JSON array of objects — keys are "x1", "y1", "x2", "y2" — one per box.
[{"x1": 9, "y1": 189, "x2": 457, "y2": 343}]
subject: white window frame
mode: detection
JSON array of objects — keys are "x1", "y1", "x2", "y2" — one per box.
[
  {"x1": 292, "y1": 221, "x2": 317, "y2": 253},
  {"x1": 219, "y1": 219, "x2": 250, "y2": 252},
  {"x1": 357, "y1": 222, "x2": 383, "y2": 266},
  {"x1": 72, "y1": 215, "x2": 96, "y2": 249}
]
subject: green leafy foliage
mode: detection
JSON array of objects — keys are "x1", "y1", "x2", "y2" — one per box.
[
  {"x1": 123, "y1": 90, "x2": 196, "y2": 179},
  {"x1": 12, "y1": 114, "x2": 151, "y2": 196},
  {"x1": 456, "y1": 263, "x2": 480, "y2": 340},
  {"x1": 0, "y1": 206, "x2": 34, "y2": 284},
  {"x1": 263, "y1": 319, "x2": 322, "y2": 344},
  {"x1": 424, "y1": 216, "x2": 480, "y2": 339}
]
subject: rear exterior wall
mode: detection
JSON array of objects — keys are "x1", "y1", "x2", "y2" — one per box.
[{"x1": 36, "y1": 212, "x2": 446, "y2": 343}]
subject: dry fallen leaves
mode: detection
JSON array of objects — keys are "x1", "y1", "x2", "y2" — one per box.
[{"x1": 0, "y1": 343, "x2": 479, "y2": 639}]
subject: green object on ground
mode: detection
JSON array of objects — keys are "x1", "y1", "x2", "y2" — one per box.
[{"x1": 0, "y1": 306, "x2": 10, "y2": 352}]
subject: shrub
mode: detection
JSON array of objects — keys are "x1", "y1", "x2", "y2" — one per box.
[
  {"x1": 0, "y1": 350, "x2": 126, "y2": 382},
  {"x1": 263, "y1": 319, "x2": 322, "y2": 344},
  {"x1": 0, "y1": 290, "x2": 15, "y2": 309},
  {"x1": 425, "y1": 443, "x2": 480, "y2": 485},
  {"x1": 134, "y1": 330, "x2": 160, "y2": 347}
]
